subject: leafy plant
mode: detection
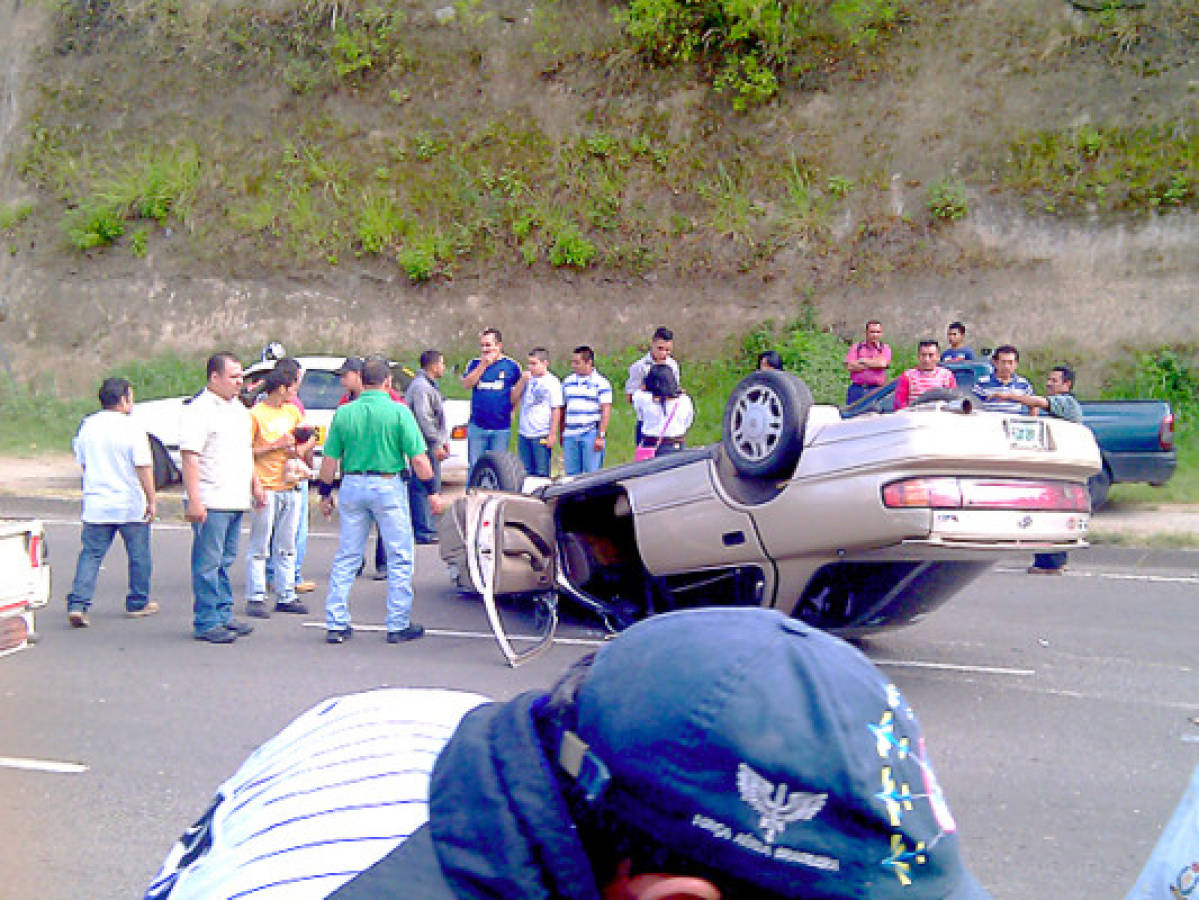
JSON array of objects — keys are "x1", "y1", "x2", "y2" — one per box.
[
  {"x1": 926, "y1": 177, "x2": 969, "y2": 221},
  {"x1": 64, "y1": 203, "x2": 125, "y2": 250},
  {"x1": 129, "y1": 226, "x2": 148, "y2": 257},
  {"x1": 0, "y1": 201, "x2": 34, "y2": 231},
  {"x1": 548, "y1": 224, "x2": 597, "y2": 268}
]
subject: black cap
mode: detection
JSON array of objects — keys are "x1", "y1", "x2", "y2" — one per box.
[{"x1": 335, "y1": 357, "x2": 365, "y2": 375}]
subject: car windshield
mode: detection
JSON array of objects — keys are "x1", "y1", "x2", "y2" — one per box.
[{"x1": 299, "y1": 370, "x2": 344, "y2": 410}]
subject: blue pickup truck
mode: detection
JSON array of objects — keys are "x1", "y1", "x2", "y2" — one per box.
[{"x1": 843, "y1": 361, "x2": 1176, "y2": 507}]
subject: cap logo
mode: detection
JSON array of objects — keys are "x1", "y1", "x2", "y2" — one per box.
[{"x1": 736, "y1": 762, "x2": 827, "y2": 844}]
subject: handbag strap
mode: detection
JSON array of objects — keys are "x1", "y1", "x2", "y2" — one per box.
[{"x1": 654, "y1": 399, "x2": 680, "y2": 448}]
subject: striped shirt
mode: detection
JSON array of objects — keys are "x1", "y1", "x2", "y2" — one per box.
[
  {"x1": 972, "y1": 373, "x2": 1034, "y2": 414},
  {"x1": 145, "y1": 689, "x2": 487, "y2": 900},
  {"x1": 894, "y1": 367, "x2": 957, "y2": 410},
  {"x1": 562, "y1": 370, "x2": 613, "y2": 437}
]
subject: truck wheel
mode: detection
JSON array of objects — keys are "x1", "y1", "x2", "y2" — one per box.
[
  {"x1": 468, "y1": 451, "x2": 527, "y2": 492},
  {"x1": 1088, "y1": 466, "x2": 1112, "y2": 510},
  {"x1": 722, "y1": 371, "x2": 812, "y2": 479}
]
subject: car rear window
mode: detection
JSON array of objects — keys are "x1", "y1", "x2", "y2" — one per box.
[{"x1": 299, "y1": 370, "x2": 344, "y2": 410}]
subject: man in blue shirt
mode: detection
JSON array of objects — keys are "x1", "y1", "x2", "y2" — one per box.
[
  {"x1": 972, "y1": 345, "x2": 1033, "y2": 413},
  {"x1": 940, "y1": 321, "x2": 977, "y2": 363},
  {"x1": 461, "y1": 328, "x2": 522, "y2": 468}
]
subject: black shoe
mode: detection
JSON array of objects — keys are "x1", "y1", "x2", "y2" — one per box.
[
  {"x1": 371, "y1": 571, "x2": 388, "y2": 581},
  {"x1": 226, "y1": 618, "x2": 254, "y2": 636},
  {"x1": 326, "y1": 626, "x2": 353, "y2": 644},
  {"x1": 195, "y1": 625, "x2": 237, "y2": 643},
  {"x1": 274, "y1": 600, "x2": 309, "y2": 614},
  {"x1": 386, "y1": 623, "x2": 425, "y2": 643},
  {"x1": 415, "y1": 536, "x2": 439, "y2": 545},
  {"x1": 246, "y1": 600, "x2": 270, "y2": 619}
]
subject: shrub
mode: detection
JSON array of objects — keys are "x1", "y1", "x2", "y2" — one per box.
[
  {"x1": 65, "y1": 203, "x2": 125, "y2": 250},
  {"x1": 926, "y1": 177, "x2": 969, "y2": 221},
  {"x1": 548, "y1": 225, "x2": 597, "y2": 268}
]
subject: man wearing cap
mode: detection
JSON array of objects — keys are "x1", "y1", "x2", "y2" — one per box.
[
  {"x1": 146, "y1": 608, "x2": 988, "y2": 899},
  {"x1": 316, "y1": 358, "x2": 443, "y2": 645}
]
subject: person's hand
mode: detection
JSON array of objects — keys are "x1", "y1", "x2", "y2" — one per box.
[
  {"x1": 593, "y1": 434, "x2": 606, "y2": 452},
  {"x1": 430, "y1": 493, "x2": 446, "y2": 516},
  {"x1": 545, "y1": 433, "x2": 558, "y2": 449},
  {"x1": 435, "y1": 445, "x2": 450, "y2": 461},
  {"x1": 320, "y1": 494, "x2": 336, "y2": 518},
  {"x1": 253, "y1": 485, "x2": 268, "y2": 509},
  {"x1": 145, "y1": 500, "x2": 157, "y2": 522},
  {"x1": 185, "y1": 498, "x2": 207, "y2": 524},
  {"x1": 275, "y1": 432, "x2": 296, "y2": 451}
]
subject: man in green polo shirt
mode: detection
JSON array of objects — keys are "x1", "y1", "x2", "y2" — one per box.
[{"x1": 316, "y1": 358, "x2": 443, "y2": 645}]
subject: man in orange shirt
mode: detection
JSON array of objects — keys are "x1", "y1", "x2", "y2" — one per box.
[{"x1": 246, "y1": 368, "x2": 316, "y2": 618}]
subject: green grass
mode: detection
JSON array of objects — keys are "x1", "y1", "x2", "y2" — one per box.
[
  {"x1": 0, "y1": 375, "x2": 93, "y2": 455},
  {"x1": 1107, "y1": 428, "x2": 1198, "y2": 506}
]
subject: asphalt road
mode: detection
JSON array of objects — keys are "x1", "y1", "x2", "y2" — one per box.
[{"x1": 2, "y1": 500, "x2": 1197, "y2": 899}]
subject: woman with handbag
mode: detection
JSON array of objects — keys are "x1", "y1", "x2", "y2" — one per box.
[{"x1": 632, "y1": 364, "x2": 694, "y2": 460}]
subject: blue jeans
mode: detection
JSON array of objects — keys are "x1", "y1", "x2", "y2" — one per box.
[
  {"x1": 563, "y1": 428, "x2": 604, "y2": 475},
  {"x1": 518, "y1": 435, "x2": 551, "y2": 477},
  {"x1": 407, "y1": 456, "x2": 441, "y2": 542},
  {"x1": 467, "y1": 423, "x2": 511, "y2": 468},
  {"x1": 246, "y1": 489, "x2": 301, "y2": 603},
  {"x1": 846, "y1": 383, "x2": 870, "y2": 405},
  {"x1": 266, "y1": 479, "x2": 309, "y2": 585},
  {"x1": 325, "y1": 475, "x2": 415, "y2": 632},
  {"x1": 67, "y1": 522, "x2": 152, "y2": 612},
  {"x1": 191, "y1": 510, "x2": 243, "y2": 635}
]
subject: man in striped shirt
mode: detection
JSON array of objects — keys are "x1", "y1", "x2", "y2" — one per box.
[
  {"x1": 561, "y1": 345, "x2": 612, "y2": 475},
  {"x1": 893, "y1": 340, "x2": 958, "y2": 410},
  {"x1": 972, "y1": 345, "x2": 1033, "y2": 414}
]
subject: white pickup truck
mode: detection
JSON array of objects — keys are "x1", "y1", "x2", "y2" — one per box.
[{"x1": 0, "y1": 519, "x2": 51, "y2": 657}]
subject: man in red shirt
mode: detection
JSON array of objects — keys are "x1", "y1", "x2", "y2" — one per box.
[
  {"x1": 845, "y1": 320, "x2": 892, "y2": 404},
  {"x1": 894, "y1": 340, "x2": 958, "y2": 410}
]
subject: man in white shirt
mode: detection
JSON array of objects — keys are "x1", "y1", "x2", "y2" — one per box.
[
  {"x1": 66, "y1": 377, "x2": 158, "y2": 629},
  {"x1": 511, "y1": 347, "x2": 564, "y2": 477},
  {"x1": 624, "y1": 326, "x2": 679, "y2": 445},
  {"x1": 180, "y1": 352, "x2": 265, "y2": 644}
]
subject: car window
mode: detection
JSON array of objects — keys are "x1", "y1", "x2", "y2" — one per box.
[{"x1": 299, "y1": 370, "x2": 344, "y2": 410}]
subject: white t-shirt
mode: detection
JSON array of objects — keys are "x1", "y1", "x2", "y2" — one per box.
[
  {"x1": 633, "y1": 392, "x2": 694, "y2": 440},
  {"x1": 179, "y1": 389, "x2": 254, "y2": 511},
  {"x1": 517, "y1": 372, "x2": 564, "y2": 439},
  {"x1": 73, "y1": 409, "x2": 152, "y2": 524},
  {"x1": 145, "y1": 688, "x2": 488, "y2": 900}
]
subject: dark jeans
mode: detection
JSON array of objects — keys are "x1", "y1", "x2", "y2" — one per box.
[
  {"x1": 517, "y1": 436, "x2": 551, "y2": 478},
  {"x1": 407, "y1": 455, "x2": 441, "y2": 541},
  {"x1": 846, "y1": 382, "x2": 872, "y2": 405},
  {"x1": 1034, "y1": 551, "x2": 1068, "y2": 570},
  {"x1": 191, "y1": 510, "x2": 243, "y2": 635},
  {"x1": 67, "y1": 522, "x2": 152, "y2": 612}
]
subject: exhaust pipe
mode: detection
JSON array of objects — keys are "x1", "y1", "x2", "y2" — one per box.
[{"x1": 943, "y1": 397, "x2": 973, "y2": 415}]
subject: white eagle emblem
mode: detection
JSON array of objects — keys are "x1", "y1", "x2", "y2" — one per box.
[{"x1": 736, "y1": 763, "x2": 827, "y2": 844}]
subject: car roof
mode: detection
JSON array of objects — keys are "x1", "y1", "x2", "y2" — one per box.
[{"x1": 243, "y1": 356, "x2": 387, "y2": 376}]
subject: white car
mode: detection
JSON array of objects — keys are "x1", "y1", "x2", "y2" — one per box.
[
  {"x1": 0, "y1": 519, "x2": 51, "y2": 657},
  {"x1": 132, "y1": 354, "x2": 470, "y2": 483}
]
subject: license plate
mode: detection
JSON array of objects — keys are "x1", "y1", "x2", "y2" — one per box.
[{"x1": 1004, "y1": 418, "x2": 1047, "y2": 450}]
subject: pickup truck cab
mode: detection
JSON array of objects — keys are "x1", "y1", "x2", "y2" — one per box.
[
  {"x1": 844, "y1": 360, "x2": 1176, "y2": 507},
  {"x1": 0, "y1": 519, "x2": 51, "y2": 657}
]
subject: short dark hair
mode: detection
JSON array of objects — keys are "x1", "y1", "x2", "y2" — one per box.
[
  {"x1": 263, "y1": 368, "x2": 296, "y2": 394},
  {"x1": 274, "y1": 357, "x2": 301, "y2": 377},
  {"x1": 362, "y1": 357, "x2": 391, "y2": 386},
  {"x1": 645, "y1": 363, "x2": 681, "y2": 400},
  {"x1": 482, "y1": 327, "x2": 502, "y2": 343},
  {"x1": 206, "y1": 352, "x2": 239, "y2": 379},
  {"x1": 947, "y1": 321, "x2": 966, "y2": 335},
  {"x1": 865, "y1": 319, "x2": 882, "y2": 329},
  {"x1": 918, "y1": 339, "x2": 940, "y2": 352},
  {"x1": 1052, "y1": 365, "x2": 1075, "y2": 389},
  {"x1": 98, "y1": 377, "x2": 131, "y2": 409},
  {"x1": 573, "y1": 345, "x2": 594, "y2": 364},
  {"x1": 528, "y1": 347, "x2": 549, "y2": 363},
  {"x1": 993, "y1": 344, "x2": 1019, "y2": 361},
  {"x1": 419, "y1": 349, "x2": 443, "y2": 370},
  {"x1": 651, "y1": 327, "x2": 673, "y2": 343},
  {"x1": 757, "y1": 350, "x2": 783, "y2": 370}
]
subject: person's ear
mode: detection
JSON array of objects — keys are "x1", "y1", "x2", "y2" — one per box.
[{"x1": 602, "y1": 860, "x2": 722, "y2": 900}]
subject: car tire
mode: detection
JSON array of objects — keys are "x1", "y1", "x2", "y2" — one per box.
[
  {"x1": 1088, "y1": 465, "x2": 1112, "y2": 510},
  {"x1": 722, "y1": 371, "x2": 812, "y2": 479},
  {"x1": 468, "y1": 451, "x2": 527, "y2": 492}
]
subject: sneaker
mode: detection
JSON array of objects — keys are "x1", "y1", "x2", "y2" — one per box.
[
  {"x1": 386, "y1": 623, "x2": 425, "y2": 643},
  {"x1": 246, "y1": 600, "x2": 271, "y2": 619},
  {"x1": 294, "y1": 580, "x2": 316, "y2": 594},
  {"x1": 274, "y1": 600, "x2": 309, "y2": 615},
  {"x1": 226, "y1": 618, "x2": 254, "y2": 636},
  {"x1": 415, "y1": 535, "x2": 439, "y2": 545},
  {"x1": 125, "y1": 601, "x2": 160, "y2": 618},
  {"x1": 195, "y1": 625, "x2": 236, "y2": 643},
  {"x1": 326, "y1": 626, "x2": 353, "y2": 644},
  {"x1": 68, "y1": 610, "x2": 89, "y2": 629},
  {"x1": 1027, "y1": 566, "x2": 1065, "y2": 576}
]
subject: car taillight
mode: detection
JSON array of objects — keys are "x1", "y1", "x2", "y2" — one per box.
[
  {"x1": 1160, "y1": 412, "x2": 1175, "y2": 451},
  {"x1": 451, "y1": 425, "x2": 468, "y2": 440},
  {"x1": 27, "y1": 534, "x2": 44, "y2": 568},
  {"x1": 882, "y1": 478, "x2": 1089, "y2": 512}
]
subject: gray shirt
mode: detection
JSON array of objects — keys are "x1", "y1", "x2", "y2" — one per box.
[
  {"x1": 1047, "y1": 392, "x2": 1083, "y2": 424},
  {"x1": 404, "y1": 370, "x2": 448, "y2": 449}
]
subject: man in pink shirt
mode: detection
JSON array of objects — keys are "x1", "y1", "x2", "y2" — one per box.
[
  {"x1": 845, "y1": 320, "x2": 892, "y2": 404},
  {"x1": 894, "y1": 340, "x2": 958, "y2": 410}
]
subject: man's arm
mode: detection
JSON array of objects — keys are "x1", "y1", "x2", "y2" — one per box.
[
  {"x1": 461, "y1": 357, "x2": 487, "y2": 389},
  {"x1": 181, "y1": 450, "x2": 205, "y2": 524},
  {"x1": 594, "y1": 402, "x2": 612, "y2": 451},
  {"x1": 547, "y1": 406, "x2": 563, "y2": 448},
  {"x1": 409, "y1": 452, "x2": 445, "y2": 515},
  {"x1": 316, "y1": 454, "x2": 340, "y2": 516},
  {"x1": 135, "y1": 465, "x2": 157, "y2": 521},
  {"x1": 510, "y1": 369, "x2": 529, "y2": 405},
  {"x1": 894, "y1": 373, "x2": 910, "y2": 410}
]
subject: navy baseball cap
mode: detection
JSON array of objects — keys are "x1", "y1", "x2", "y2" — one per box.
[
  {"x1": 335, "y1": 356, "x2": 365, "y2": 375},
  {"x1": 564, "y1": 608, "x2": 988, "y2": 899}
]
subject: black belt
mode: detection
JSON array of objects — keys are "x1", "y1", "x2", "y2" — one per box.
[
  {"x1": 640, "y1": 437, "x2": 683, "y2": 447},
  {"x1": 345, "y1": 471, "x2": 400, "y2": 478}
]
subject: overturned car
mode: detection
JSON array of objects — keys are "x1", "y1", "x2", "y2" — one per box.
[{"x1": 439, "y1": 372, "x2": 1100, "y2": 665}]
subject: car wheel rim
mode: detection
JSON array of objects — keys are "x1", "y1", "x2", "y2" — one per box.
[
  {"x1": 476, "y1": 469, "x2": 499, "y2": 489},
  {"x1": 730, "y1": 385, "x2": 783, "y2": 462}
]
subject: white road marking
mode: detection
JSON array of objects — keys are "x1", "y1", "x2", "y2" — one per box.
[
  {"x1": 0, "y1": 755, "x2": 88, "y2": 774},
  {"x1": 874, "y1": 659, "x2": 1035, "y2": 677},
  {"x1": 299, "y1": 622, "x2": 607, "y2": 647},
  {"x1": 994, "y1": 566, "x2": 1198, "y2": 585}
]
